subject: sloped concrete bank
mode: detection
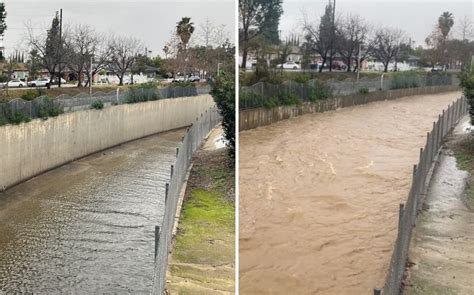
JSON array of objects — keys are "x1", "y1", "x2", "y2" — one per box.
[{"x1": 0, "y1": 95, "x2": 215, "y2": 191}]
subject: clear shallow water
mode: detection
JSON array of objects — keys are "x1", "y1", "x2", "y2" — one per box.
[{"x1": 0, "y1": 129, "x2": 185, "y2": 293}]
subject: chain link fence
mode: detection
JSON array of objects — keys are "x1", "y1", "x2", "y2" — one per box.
[
  {"x1": 376, "y1": 96, "x2": 469, "y2": 295},
  {"x1": 240, "y1": 73, "x2": 457, "y2": 110},
  {"x1": 0, "y1": 85, "x2": 210, "y2": 125},
  {"x1": 151, "y1": 106, "x2": 222, "y2": 294}
]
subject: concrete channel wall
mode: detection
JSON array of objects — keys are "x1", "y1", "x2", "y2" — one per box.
[
  {"x1": 239, "y1": 85, "x2": 460, "y2": 131},
  {"x1": 0, "y1": 95, "x2": 215, "y2": 190}
]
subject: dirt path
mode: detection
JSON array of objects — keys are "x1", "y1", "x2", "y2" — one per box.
[
  {"x1": 167, "y1": 129, "x2": 235, "y2": 294},
  {"x1": 239, "y1": 91, "x2": 461, "y2": 294},
  {"x1": 406, "y1": 117, "x2": 474, "y2": 294}
]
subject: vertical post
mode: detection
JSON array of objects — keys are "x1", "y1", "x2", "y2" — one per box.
[
  {"x1": 380, "y1": 74, "x2": 384, "y2": 90},
  {"x1": 437, "y1": 114, "x2": 442, "y2": 149},
  {"x1": 398, "y1": 203, "x2": 405, "y2": 230},
  {"x1": 165, "y1": 183, "x2": 169, "y2": 203},
  {"x1": 58, "y1": 8, "x2": 63, "y2": 88},
  {"x1": 89, "y1": 55, "x2": 93, "y2": 97},
  {"x1": 170, "y1": 165, "x2": 174, "y2": 178},
  {"x1": 374, "y1": 288, "x2": 382, "y2": 295},
  {"x1": 357, "y1": 43, "x2": 361, "y2": 82},
  {"x1": 176, "y1": 147, "x2": 179, "y2": 157},
  {"x1": 116, "y1": 88, "x2": 120, "y2": 104},
  {"x1": 432, "y1": 122, "x2": 437, "y2": 158},
  {"x1": 426, "y1": 132, "x2": 431, "y2": 163},
  {"x1": 154, "y1": 225, "x2": 160, "y2": 259},
  {"x1": 441, "y1": 110, "x2": 445, "y2": 137}
]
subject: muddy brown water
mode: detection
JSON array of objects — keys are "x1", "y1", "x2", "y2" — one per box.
[
  {"x1": 0, "y1": 129, "x2": 185, "y2": 293},
  {"x1": 239, "y1": 91, "x2": 461, "y2": 294}
]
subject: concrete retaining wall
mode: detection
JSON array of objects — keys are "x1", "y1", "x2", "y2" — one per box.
[
  {"x1": 0, "y1": 95, "x2": 215, "y2": 190},
  {"x1": 240, "y1": 85, "x2": 460, "y2": 131}
]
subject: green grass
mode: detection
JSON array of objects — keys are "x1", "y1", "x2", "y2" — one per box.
[
  {"x1": 173, "y1": 189, "x2": 234, "y2": 264},
  {"x1": 452, "y1": 138, "x2": 474, "y2": 209}
]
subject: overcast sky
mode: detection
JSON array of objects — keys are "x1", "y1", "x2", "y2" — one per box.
[
  {"x1": 280, "y1": 0, "x2": 473, "y2": 46},
  {"x1": 2, "y1": 0, "x2": 235, "y2": 57}
]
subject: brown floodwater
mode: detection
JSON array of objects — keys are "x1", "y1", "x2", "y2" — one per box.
[
  {"x1": 0, "y1": 129, "x2": 185, "y2": 293},
  {"x1": 239, "y1": 92, "x2": 461, "y2": 294}
]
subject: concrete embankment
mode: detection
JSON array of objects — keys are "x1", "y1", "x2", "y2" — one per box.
[{"x1": 0, "y1": 95, "x2": 215, "y2": 191}]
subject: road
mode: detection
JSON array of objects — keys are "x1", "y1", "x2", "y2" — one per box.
[
  {"x1": 239, "y1": 91, "x2": 461, "y2": 294},
  {"x1": 0, "y1": 129, "x2": 185, "y2": 293}
]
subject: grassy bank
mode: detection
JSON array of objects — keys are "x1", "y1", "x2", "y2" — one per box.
[
  {"x1": 451, "y1": 136, "x2": 474, "y2": 210},
  {"x1": 167, "y1": 147, "x2": 235, "y2": 294}
]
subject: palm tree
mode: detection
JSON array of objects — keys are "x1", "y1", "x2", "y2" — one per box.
[
  {"x1": 176, "y1": 17, "x2": 195, "y2": 50},
  {"x1": 438, "y1": 11, "x2": 454, "y2": 40}
]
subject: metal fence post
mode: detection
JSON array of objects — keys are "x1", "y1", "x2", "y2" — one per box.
[
  {"x1": 165, "y1": 183, "x2": 169, "y2": 203},
  {"x1": 170, "y1": 165, "x2": 174, "y2": 178},
  {"x1": 155, "y1": 225, "x2": 160, "y2": 259}
]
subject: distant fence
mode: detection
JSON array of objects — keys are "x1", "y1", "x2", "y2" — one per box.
[
  {"x1": 377, "y1": 96, "x2": 469, "y2": 295},
  {"x1": 0, "y1": 85, "x2": 211, "y2": 125},
  {"x1": 240, "y1": 73, "x2": 458, "y2": 109},
  {"x1": 152, "y1": 106, "x2": 221, "y2": 294},
  {"x1": 240, "y1": 85, "x2": 460, "y2": 131}
]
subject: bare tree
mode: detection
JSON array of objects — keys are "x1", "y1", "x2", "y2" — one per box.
[
  {"x1": 371, "y1": 27, "x2": 406, "y2": 72},
  {"x1": 107, "y1": 36, "x2": 142, "y2": 86},
  {"x1": 67, "y1": 25, "x2": 99, "y2": 87},
  {"x1": 336, "y1": 14, "x2": 369, "y2": 72},
  {"x1": 457, "y1": 15, "x2": 473, "y2": 41},
  {"x1": 303, "y1": 7, "x2": 339, "y2": 73}
]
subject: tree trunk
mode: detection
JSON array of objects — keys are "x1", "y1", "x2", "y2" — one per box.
[
  {"x1": 119, "y1": 76, "x2": 124, "y2": 86},
  {"x1": 319, "y1": 57, "x2": 326, "y2": 73},
  {"x1": 346, "y1": 56, "x2": 352, "y2": 72},
  {"x1": 383, "y1": 61, "x2": 389, "y2": 72},
  {"x1": 241, "y1": 48, "x2": 248, "y2": 69}
]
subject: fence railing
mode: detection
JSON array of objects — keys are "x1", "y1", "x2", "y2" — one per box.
[
  {"x1": 240, "y1": 73, "x2": 457, "y2": 110},
  {"x1": 0, "y1": 85, "x2": 211, "y2": 125},
  {"x1": 151, "y1": 106, "x2": 222, "y2": 294},
  {"x1": 377, "y1": 96, "x2": 469, "y2": 295}
]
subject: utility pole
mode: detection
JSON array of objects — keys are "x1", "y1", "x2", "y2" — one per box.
[
  {"x1": 58, "y1": 8, "x2": 63, "y2": 88},
  {"x1": 89, "y1": 55, "x2": 93, "y2": 97},
  {"x1": 357, "y1": 43, "x2": 361, "y2": 82}
]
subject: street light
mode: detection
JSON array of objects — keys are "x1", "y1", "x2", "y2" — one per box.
[{"x1": 217, "y1": 62, "x2": 223, "y2": 76}]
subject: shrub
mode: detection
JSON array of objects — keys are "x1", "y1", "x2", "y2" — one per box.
[
  {"x1": 278, "y1": 93, "x2": 301, "y2": 106},
  {"x1": 91, "y1": 100, "x2": 104, "y2": 109},
  {"x1": 21, "y1": 90, "x2": 44, "y2": 101},
  {"x1": 359, "y1": 86, "x2": 369, "y2": 94},
  {"x1": 38, "y1": 97, "x2": 63, "y2": 118},
  {"x1": 170, "y1": 81, "x2": 194, "y2": 88},
  {"x1": 126, "y1": 82, "x2": 160, "y2": 103},
  {"x1": 10, "y1": 112, "x2": 31, "y2": 125},
  {"x1": 211, "y1": 72, "x2": 235, "y2": 159},
  {"x1": 308, "y1": 81, "x2": 331, "y2": 102},
  {"x1": 239, "y1": 91, "x2": 279, "y2": 109},
  {"x1": 390, "y1": 72, "x2": 420, "y2": 89},
  {"x1": 459, "y1": 68, "x2": 474, "y2": 124}
]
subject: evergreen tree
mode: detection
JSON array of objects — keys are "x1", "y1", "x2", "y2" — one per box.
[{"x1": 0, "y1": 2, "x2": 6, "y2": 37}]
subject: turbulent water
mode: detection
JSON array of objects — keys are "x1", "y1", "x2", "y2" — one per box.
[
  {"x1": 0, "y1": 129, "x2": 185, "y2": 293},
  {"x1": 239, "y1": 92, "x2": 461, "y2": 294}
]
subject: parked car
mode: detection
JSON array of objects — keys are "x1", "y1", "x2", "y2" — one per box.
[
  {"x1": 7, "y1": 79, "x2": 25, "y2": 88},
  {"x1": 276, "y1": 61, "x2": 301, "y2": 70},
  {"x1": 331, "y1": 60, "x2": 347, "y2": 71},
  {"x1": 51, "y1": 78, "x2": 67, "y2": 85},
  {"x1": 27, "y1": 78, "x2": 51, "y2": 87},
  {"x1": 188, "y1": 75, "x2": 201, "y2": 82}
]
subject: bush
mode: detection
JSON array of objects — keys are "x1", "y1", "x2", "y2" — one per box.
[
  {"x1": 9, "y1": 112, "x2": 31, "y2": 125},
  {"x1": 126, "y1": 82, "x2": 160, "y2": 103},
  {"x1": 211, "y1": 72, "x2": 235, "y2": 159},
  {"x1": 359, "y1": 86, "x2": 369, "y2": 95},
  {"x1": 38, "y1": 97, "x2": 63, "y2": 118},
  {"x1": 308, "y1": 81, "x2": 331, "y2": 101},
  {"x1": 91, "y1": 100, "x2": 104, "y2": 109},
  {"x1": 390, "y1": 72, "x2": 420, "y2": 89},
  {"x1": 460, "y1": 68, "x2": 474, "y2": 124},
  {"x1": 277, "y1": 93, "x2": 301, "y2": 106},
  {"x1": 170, "y1": 81, "x2": 194, "y2": 88},
  {"x1": 21, "y1": 89, "x2": 45, "y2": 101}
]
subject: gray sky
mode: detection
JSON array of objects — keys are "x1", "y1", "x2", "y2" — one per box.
[
  {"x1": 280, "y1": 0, "x2": 473, "y2": 47},
  {"x1": 2, "y1": 0, "x2": 235, "y2": 57}
]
